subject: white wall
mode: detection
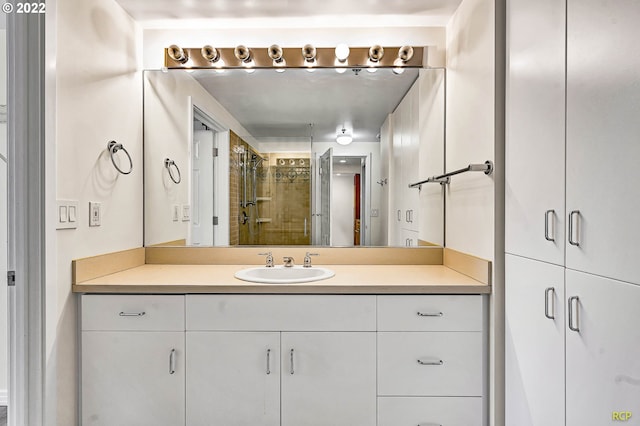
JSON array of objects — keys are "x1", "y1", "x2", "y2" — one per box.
[
  {"x1": 52, "y1": 0, "x2": 143, "y2": 422},
  {"x1": 144, "y1": 70, "x2": 256, "y2": 246},
  {"x1": 445, "y1": 0, "x2": 503, "y2": 425}
]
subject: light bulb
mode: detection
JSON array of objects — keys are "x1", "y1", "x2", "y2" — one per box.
[{"x1": 335, "y1": 44, "x2": 350, "y2": 62}]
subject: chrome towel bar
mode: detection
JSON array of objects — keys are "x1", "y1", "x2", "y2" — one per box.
[{"x1": 409, "y1": 160, "x2": 493, "y2": 190}]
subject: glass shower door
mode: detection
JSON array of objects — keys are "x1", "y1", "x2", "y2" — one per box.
[{"x1": 319, "y1": 148, "x2": 332, "y2": 246}]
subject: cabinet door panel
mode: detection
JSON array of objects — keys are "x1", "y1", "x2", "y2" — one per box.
[
  {"x1": 281, "y1": 332, "x2": 376, "y2": 426},
  {"x1": 186, "y1": 332, "x2": 280, "y2": 426},
  {"x1": 505, "y1": 0, "x2": 566, "y2": 265},
  {"x1": 81, "y1": 332, "x2": 185, "y2": 426},
  {"x1": 566, "y1": 270, "x2": 640, "y2": 426},
  {"x1": 566, "y1": 0, "x2": 640, "y2": 284},
  {"x1": 505, "y1": 254, "x2": 565, "y2": 426}
]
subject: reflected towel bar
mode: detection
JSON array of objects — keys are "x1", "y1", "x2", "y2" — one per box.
[{"x1": 409, "y1": 160, "x2": 493, "y2": 190}]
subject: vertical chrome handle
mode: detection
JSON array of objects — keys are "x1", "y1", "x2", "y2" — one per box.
[
  {"x1": 406, "y1": 210, "x2": 410, "y2": 223},
  {"x1": 289, "y1": 349, "x2": 295, "y2": 375},
  {"x1": 544, "y1": 287, "x2": 555, "y2": 319},
  {"x1": 409, "y1": 210, "x2": 414, "y2": 223},
  {"x1": 568, "y1": 210, "x2": 580, "y2": 246},
  {"x1": 397, "y1": 210, "x2": 401, "y2": 221},
  {"x1": 169, "y1": 349, "x2": 176, "y2": 375},
  {"x1": 304, "y1": 218, "x2": 308, "y2": 237},
  {"x1": 544, "y1": 209, "x2": 555, "y2": 241},
  {"x1": 266, "y1": 349, "x2": 271, "y2": 375},
  {"x1": 568, "y1": 296, "x2": 580, "y2": 332}
]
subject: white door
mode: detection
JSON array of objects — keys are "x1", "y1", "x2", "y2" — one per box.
[
  {"x1": 505, "y1": 254, "x2": 565, "y2": 426},
  {"x1": 505, "y1": 0, "x2": 566, "y2": 265},
  {"x1": 319, "y1": 148, "x2": 332, "y2": 246},
  {"x1": 191, "y1": 129, "x2": 215, "y2": 246},
  {"x1": 186, "y1": 332, "x2": 280, "y2": 426},
  {"x1": 281, "y1": 332, "x2": 376, "y2": 426},
  {"x1": 566, "y1": 0, "x2": 640, "y2": 285},
  {"x1": 81, "y1": 332, "x2": 185, "y2": 426},
  {"x1": 566, "y1": 270, "x2": 640, "y2": 426}
]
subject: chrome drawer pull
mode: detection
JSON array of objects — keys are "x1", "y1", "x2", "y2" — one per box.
[
  {"x1": 568, "y1": 210, "x2": 580, "y2": 246},
  {"x1": 119, "y1": 311, "x2": 145, "y2": 317},
  {"x1": 544, "y1": 287, "x2": 555, "y2": 320},
  {"x1": 266, "y1": 349, "x2": 271, "y2": 375},
  {"x1": 169, "y1": 349, "x2": 176, "y2": 375},
  {"x1": 290, "y1": 349, "x2": 295, "y2": 375},
  {"x1": 417, "y1": 359, "x2": 444, "y2": 366},
  {"x1": 417, "y1": 423, "x2": 443, "y2": 426},
  {"x1": 416, "y1": 311, "x2": 443, "y2": 317}
]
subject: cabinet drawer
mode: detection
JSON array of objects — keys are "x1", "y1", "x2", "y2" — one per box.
[
  {"x1": 378, "y1": 397, "x2": 483, "y2": 426},
  {"x1": 186, "y1": 295, "x2": 376, "y2": 331},
  {"x1": 378, "y1": 332, "x2": 483, "y2": 396},
  {"x1": 81, "y1": 295, "x2": 185, "y2": 331},
  {"x1": 377, "y1": 295, "x2": 482, "y2": 331}
]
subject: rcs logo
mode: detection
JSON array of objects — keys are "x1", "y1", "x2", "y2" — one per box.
[{"x1": 613, "y1": 411, "x2": 633, "y2": 421}]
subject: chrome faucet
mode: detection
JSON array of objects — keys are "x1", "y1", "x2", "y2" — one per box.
[
  {"x1": 303, "y1": 252, "x2": 319, "y2": 268},
  {"x1": 258, "y1": 252, "x2": 274, "y2": 268},
  {"x1": 283, "y1": 256, "x2": 294, "y2": 268}
]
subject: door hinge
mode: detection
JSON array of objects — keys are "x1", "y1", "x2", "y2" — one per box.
[
  {"x1": 212, "y1": 147, "x2": 219, "y2": 157},
  {"x1": 213, "y1": 216, "x2": 219, "y2": 225},
  {"x1": 8, "y1": 271, "x2": 15, "y2": 287}
]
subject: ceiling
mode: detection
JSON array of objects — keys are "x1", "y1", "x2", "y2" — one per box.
[
  {"x1": 191, "y1": 68, "x2": 420, "y2": 144},
  {"x1": 116, "y1": 0, "x2": 463, "y2": 23}
]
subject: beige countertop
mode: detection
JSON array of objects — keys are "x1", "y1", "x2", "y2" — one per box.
[{"x1": 72, "y1": 264, "x2": 491, "y2": 294}]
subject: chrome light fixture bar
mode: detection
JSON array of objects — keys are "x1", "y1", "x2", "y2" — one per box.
[{"x1": 164, "y1": 46, "x2": 425, "y2": 70}]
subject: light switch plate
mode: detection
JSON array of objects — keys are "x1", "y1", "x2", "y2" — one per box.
[
  {"x1": 89, "y1": 202, "x2": 101, "y2": 227},
  {"x1": 56, "y1": 200, "x2": 78, "y2": 230},
  {"x1": 181, "y1": 204, "x2": 190, "y2": 222},
  {"x1": 172, "y1": 204, "x2": 179, "y2": 222}
]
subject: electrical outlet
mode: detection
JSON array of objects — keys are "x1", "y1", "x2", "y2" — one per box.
[
  {"x1": 56, "y1": 200, "x2": 78, "y2": 230},
  {"x1": 181, "y1": 204, "x2": 190, "y2": 222},
  {"x1": 172, "y1": 204, "x2": 180, "y2": 222},
  {"x1": 371, "y1": 209, "x2": 379, "y2": 217},
  {"x1": 89, "y1": 202, "x2": 101, "y2": 227}
]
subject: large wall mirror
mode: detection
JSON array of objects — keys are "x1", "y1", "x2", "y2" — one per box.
[{"x1": 144, "y1": 65, "x2": 445, "y2": 247}]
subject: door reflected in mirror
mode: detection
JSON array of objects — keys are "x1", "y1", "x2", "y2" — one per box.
[{"x1": 143, "y1": 66, "x2": 444, "y2": 247}]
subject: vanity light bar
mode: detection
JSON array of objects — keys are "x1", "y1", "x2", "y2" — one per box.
[{"x1": 164, "y1": 46, "x2": 425, "y2": 69}]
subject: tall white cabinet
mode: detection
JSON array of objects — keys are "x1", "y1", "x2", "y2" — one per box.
[{"x1": 506, "y1": 0, "x2": 640, "y2": 424}]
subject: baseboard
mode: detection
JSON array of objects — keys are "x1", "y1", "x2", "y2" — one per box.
[{"x1": 0, "y1": 389, "x2": 7, "y2": 405}]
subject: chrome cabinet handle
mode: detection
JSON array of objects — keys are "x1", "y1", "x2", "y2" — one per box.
[
  {"x1": 568, "y1": 210, "x2": 580, "y2": 246},
  {"x1": 119, "y1": 311, "x2": 145, "y2": 317},
  {"x1": 304, "y1": 218, "x2": 307, "y2": 237},
  {"x1": 169, "y1": 349, "x2": 176, "y2": 374},
  {"x1": 290, "y1": 349, "x2": 295, "y2": 375},
  {"x1": 406, "y1": 210, "x2": 411, "y2": 223},
  {"x1": 266, "y1": 349, "x2": 271, "y2": 375},
  {"x1": 417, "y1": 423, "x2": 443, "y2": 426},
  {"x1": 544, "y1": 209, "x2": 555, "y2": 241},
  {"x1": 397, "y1": 210, "x2": 402, "y2": 221},
  {"x1": 417, "y1": 311, "x2": 443, "y2": 317},
  {"x1": 544, "y1": 287, "x2": 555, "y2": 320},
  {"x1": 568, "y1": 296, "x2": 580, "y2": 332},
  {"x1": 410, "y1": 210, "x2": 414, "y2": 223},
  {"x1": 417, "y1": 359, "x2": 444, "y2": 366}
]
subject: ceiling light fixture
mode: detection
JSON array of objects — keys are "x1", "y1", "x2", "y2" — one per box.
[
  {"x1": 268, "y1": 44, "x2": 286, "y2": 73},
  {"x1": 168, "y1": 45, "x2": 189, "y2": 64},
  {"x1": 336, "y1": 128, "x2": 353, "y2": 145}
]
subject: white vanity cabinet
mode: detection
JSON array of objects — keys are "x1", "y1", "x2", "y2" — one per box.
[
  {"x1": 80, "y1": 295, "x2": 186, "y2": 426},
  {"x1": 185, "y1": 295, "x2": 377, "y2": 426}
]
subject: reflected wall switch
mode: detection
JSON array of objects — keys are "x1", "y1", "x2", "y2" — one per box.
[
  {"x1": 172, "y1": 204, "x2": 180, "y2": 222},
  {"x1": 181, "y1": 204, "x2": 190, "y2": 222},
  {"x1": 56, "y1": 200, "x2": 78, "y2": 229},
  {"x1": 89, "y1": 202, "x2": 101, "y2": 227}
]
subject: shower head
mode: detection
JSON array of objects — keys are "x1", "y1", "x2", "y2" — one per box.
[{"x1": 252, "y1": 154, "x2": 265, "y2": 168}]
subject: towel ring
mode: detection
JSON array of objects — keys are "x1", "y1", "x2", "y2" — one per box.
[
  {"x1": 107, "y1": 141, "x2": 133, "y2": 175},
  {"x1": 164, "y1": 158, "x2": 181, "y2": 184}
]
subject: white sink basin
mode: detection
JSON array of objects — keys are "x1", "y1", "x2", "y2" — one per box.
[{"x1": 234, "y1": 266, "x2": 335, "y2": 284}]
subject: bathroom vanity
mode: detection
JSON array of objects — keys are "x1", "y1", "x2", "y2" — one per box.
[{"x1": 74, "y1": 247, "x2": 490, "y2": 426}]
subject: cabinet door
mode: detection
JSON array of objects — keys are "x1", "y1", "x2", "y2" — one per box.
[
  {"x1": 566, "y1": 0, "x2": 640, "y2": 285},
  {"x1": 505, "y1": 254, "x2": 565, "y2": 426},
  {"x1": 566, "y1": 270, "x2": 640, "y2": 426},
  {"x1": 391, "y1": 109, "x2": 404, "y2": 245},
  {"x1": 281, "y1": 332, "x2": 376, "y2": 426},
  {"x1": 186, "y1": 332, "x2": 280, "y2": 426},
  {"x1": 505, "y1": 0, "x2": 566, "y2": 265},
  {"x1": 81, "y1": 331, "x2": 185, "y2": 426}
]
